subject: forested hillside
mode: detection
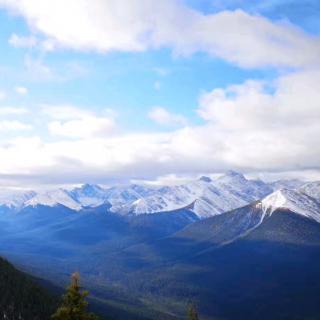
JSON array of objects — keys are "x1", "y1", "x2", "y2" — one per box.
[{"x1": 0, "y1": 257, "x2": 57, "y2": 320}]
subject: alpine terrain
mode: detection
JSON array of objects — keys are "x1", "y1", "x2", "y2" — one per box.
[{"x1": 0, "y1": 172, "x2": 319, "y2": 319}]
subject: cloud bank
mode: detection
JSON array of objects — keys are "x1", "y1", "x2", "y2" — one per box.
[
  {"x1": 0, "y1": 67, "x2": 319, "y2": 186},
  {"x1": 0, "y1": 0, "x2": 319, "y2": 186},
  {"x1": 1, "y1": 0, "x2": 320, "y2": 68}
]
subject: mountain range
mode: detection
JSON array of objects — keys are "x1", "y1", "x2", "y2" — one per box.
[
  {"x1": 0, "y1": 171, "x2": 306, "y2": 218},
  {"x1": 0, "y1": 171, "x2": 319, "y2": 319}
]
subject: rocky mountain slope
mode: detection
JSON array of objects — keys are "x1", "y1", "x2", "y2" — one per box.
[{"x1": 0, "y1": 171, "x2": 276, "y2": 218}]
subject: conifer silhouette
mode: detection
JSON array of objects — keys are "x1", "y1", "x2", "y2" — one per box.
[
  {"x1": 187, "y1": 303, "x2": 199, "y2": 320},
  {"x1": 51, "y1": 272, "x2": 99, "y2": 320}
]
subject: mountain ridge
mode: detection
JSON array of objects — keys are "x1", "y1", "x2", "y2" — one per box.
[
  {"x1": 0, "y1": 171, "x2": 300, "y2": 219},
  {"x1": 0, "y1": 176, "x2": 319, "y2": 319}
]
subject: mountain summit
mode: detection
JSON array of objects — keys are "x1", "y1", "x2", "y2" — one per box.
[{"x1": 260, "y1": 188, "x2": 320, "y2": 223}]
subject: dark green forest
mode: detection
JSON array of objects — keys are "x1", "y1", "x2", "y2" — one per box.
[{"x1": 0, "y1": 257, "x2": 57, "y2": 319}]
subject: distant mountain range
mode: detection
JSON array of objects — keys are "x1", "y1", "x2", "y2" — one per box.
[
  {"x1": 0, "y1": 171, "x2": 307, "y2": 218},
  {"x1": 0, "y1": 171, "x2": 319, "y2": 319}
]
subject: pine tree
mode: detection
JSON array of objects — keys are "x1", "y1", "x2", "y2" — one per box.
[
  {"x1": 51, "y1": 272, "x2": 99, "y2": 320},
  {"x1": 187, "y1": 303, "x2": 199, "y2": 320}
]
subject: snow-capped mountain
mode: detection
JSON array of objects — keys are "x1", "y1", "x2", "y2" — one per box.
[
  {"x1": 269, "y1": 179, "x2": 305, "y2": 191},
  {"x1": 215, "y1": 170, "x2": 273, "y2": 202},
  {"x1": 299, "y1": 181, "x2": 320, "y2": 201},
  {"x1": 25, "y1": 188, "x2": 82, "y2": 211},
  {"x1": 259, "y1": 188, "x2": 320, "y2": 223},
  {"x1": 0, "y1": 183, "x2": 157, "y2": 213},
  {"x1": 180, "y1": 187, "x2": 320, "y2": 250},
  {"x1": 112, "y1": 171, "x2": 273, "y2": 218},
  {"x1": 0, "y1": 190, "x2": 36, "y2": 209},
  {"x1": 104, "y1": 184, "x2": 156, "y2": 208},
  {"x1": 0, "y1": 172, "x2": 318, "y2": 220},
  {"x1": 68, "y1": 184, "x2": 109, "y2": 207}
]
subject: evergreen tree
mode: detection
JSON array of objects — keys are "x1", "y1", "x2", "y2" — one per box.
[
  {"x1": 0, "y1": 257, "x2": 57, "y2": 320},
  {"x1": 187, "y1": 303, "x2": 199, "y2": 320},
  {"x1": 51, "y1": 272, "x2": 99, "y2": 320}
]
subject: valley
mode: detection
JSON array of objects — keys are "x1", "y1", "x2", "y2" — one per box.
[{"x1": 0, "y1": 172, "x2": 319, "y2": 319}]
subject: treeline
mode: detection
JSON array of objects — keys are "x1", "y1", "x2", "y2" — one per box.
[
  {"x1": 51, "y1": 273, "x2": 200, "y2": 320},
  {"x1": 0, "y1": 257, "x2": 200, "y2": 320}
]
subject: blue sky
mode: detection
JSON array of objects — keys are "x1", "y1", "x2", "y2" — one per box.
[
  {"x1": 0, "y1": 9, "x2": 277, "y2": 132},
  {"x1": 0, "y1": 0, "x2": 319, "y2": 187}
]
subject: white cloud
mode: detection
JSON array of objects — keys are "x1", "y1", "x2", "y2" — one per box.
[
  {"x1": 24, "y1": 55, "x2": 56, "y2": 81},
  {"x1": 23, "y1": 55, "x2": 89, "y2": 82},
  {"x1": 42, "y1": 105, "x2": 86, "y2": 120},
  {"x1": 131, "y1": 174, "x2": 196, "y2": 186},
  {"x1": 148, "y1": 107, "x2": 187, "y2": 126},
  {"x1": 0, "y1": 106, "x2": 28, "y2": 115},
  {"x1": 44, "y1": 105, "x2": 115, "y2": 138},
  {"x1": 0, "y1": 0, "x2": 319, "y2": 185},
  {"x1": 48, "y1": 118, "x2": 114, "y2": 139},
  {"x1": 198, "y1": 80, "x2": 275, "y2": 129},
  {"x1": 198, "y1": 69, "x2": 320, "y2": 129},
  {"x1": 0, "y1": 68, "x2": 318, "y2": 186},
  {"x1": 0, "y1": 120, "x2": 32, "y2": 131},
  {"x1": 1, "y1": 0, "x2": 320, "y2": 68},
  {"x1": 196, "y1": 68, "x2": 320, "y2": 170},
  {"x1": 9, "y1": 33, "x2": 37, "y2": 48},
  {"x1": 9, "y1": 33, "x2": 56, "y2": 51},
  {"x1": 15, "y1": 86, "x2": 28, "y2": 95}
]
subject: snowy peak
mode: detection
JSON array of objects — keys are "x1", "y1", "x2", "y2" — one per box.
[
  {"x1": 69, "y1": 184, "x2": 108, "y2": 207},
  {"x1": 0, "y1": 190, "x2": 36, "y2": 209},
  {"x1": 270, "y1": 179, "x2": 305, "y2": 191},
  {"x1": 106, "y1": 184, "x2": 154, "y2": 208},
  {"x1": 0, "y1": 172, "x2": 317, "y2": 221},
  {"x1": 215, "y1": 171, "x2": 273, "y2": 204},
  {"x1": 25, "y1": 189, "x2": 82, "y2": 211},
  {"x1": 226, "y1": 170, "x2": 244, "y2": 177},
  {"x1": 299, "y1": 181, "x2": 320, "y2": 201},
  {"x1": 114, "y1": 171, "x2": 272, "y2": 218},
  {"x1": 217, "y1": 170, "x2": 246, "y2": 184},
  {"x1": 75, "y1": 183, "x2": 105, "y2": 195},
  {"x1": 260, "y1": 188, "x2": 320, "y2": 223}
]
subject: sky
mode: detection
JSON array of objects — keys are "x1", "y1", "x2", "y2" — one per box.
[{"x1": 0, "y1": 0, "x2": 319, "y2": 188}]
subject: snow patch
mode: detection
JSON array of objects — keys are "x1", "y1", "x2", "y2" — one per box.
[
  {"x1": 260, "y1": 189, "x2": 320, "y2": 223},
  {"x1": 25, "y1": 189, "x2": 82, "y2": 211}
]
